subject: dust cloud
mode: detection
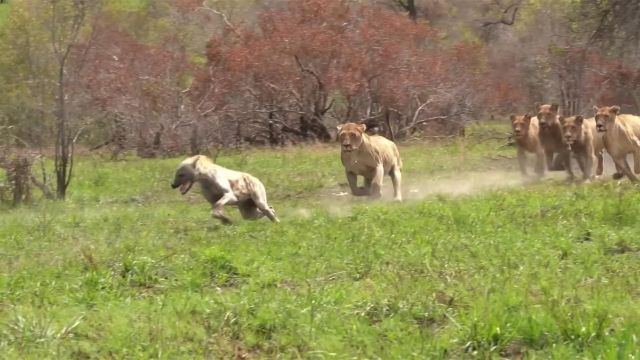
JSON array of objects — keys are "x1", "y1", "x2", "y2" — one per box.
[{"x1": 286, "y1": 151, "x2": 630, "y2": 219}]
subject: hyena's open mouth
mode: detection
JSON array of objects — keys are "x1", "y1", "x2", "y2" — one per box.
[{"x1": 179, "y1": 181, "x2": 193, "y2": 195}]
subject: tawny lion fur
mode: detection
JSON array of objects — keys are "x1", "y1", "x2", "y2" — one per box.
[
  {"x1": 560, "y1": 115, "x2": 604, "y2": 180},
  {"x1": 537, "y1": 103, "x2": 573, "y2": 177},
  {"x1": 171, "y1": 155, "x2": 279, "y2": 224},
  {"x1": 594, "y1": 105, "x2": 640, "y2": 182},
  {"x1": 510, "y1": 114, "x2": 545, "y2": 178},
  {"x1": 337, "y1": 122, "x2": 402, "y2": 201}
]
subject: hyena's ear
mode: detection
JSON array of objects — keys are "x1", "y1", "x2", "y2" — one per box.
[
  {"x1": 550, "y1": 103, "x2": 559, "y2": 112},
  {"x1": 610, "y1": 105, "x2": 620, "y2": 114},
  {"x1": 575, "y1": 115, "x2": 584, "y2": 125},
  {"x1": 191, "y1": 155, "x2": 203, "y2": 173}
]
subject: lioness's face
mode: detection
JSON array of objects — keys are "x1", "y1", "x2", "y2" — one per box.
[
  {"x1": 594, "y1": 105, "x2": 620, "y2": 132},
  {"x1": 537, "y1": 103, "x2": 559, "y2": 129},
  {"x1": 510, "y1": 114, "x2": 532, "y2": 139},
  {"x1": 171, "y1": 163, "x2": 196, "y2": 195},
  {"x1": 337, "y1": 122, "x2": 367, "y2": 152},
  {"x1": 561, "y1": 116, "x2": 584, "y2": 145}
]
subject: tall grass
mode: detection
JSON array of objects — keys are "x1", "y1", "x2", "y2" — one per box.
[{"x1": 1, "y1": 124, "x2": 639, "y2": 358}]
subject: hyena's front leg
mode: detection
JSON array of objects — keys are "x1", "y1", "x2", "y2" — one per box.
[{"x1": 212, "y1": 192, "x2": 237, "y2": 225}]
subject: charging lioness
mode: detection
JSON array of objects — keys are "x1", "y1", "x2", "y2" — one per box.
[
  {"x1": 511, "y1": 114, "x2": 545, "y2": 178},
  {"x1": 171, "y1": 155, "x2": 279, "y2": 224},
  {"x1": 560, "y1": 115, "x2": 604, "y2": 180},
  {"x1": 537, "y1": 103, "x2": 573, "y2": 177},
  {"x1": 337, "y1": 122, "x2": 402, "y2": 201},
  {"x1": 594, "y1": 105, "x2": 640, "y2": 182}
]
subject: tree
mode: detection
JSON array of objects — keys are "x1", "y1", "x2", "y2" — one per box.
[{"x1": 48, "y1": 0, "x2": 94, "y2": 199}]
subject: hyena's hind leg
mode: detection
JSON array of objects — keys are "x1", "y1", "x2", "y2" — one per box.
[
  {"x1": 250, "y1": 192, "x2": 280, "y2": 223},
  {"x1": 238, "y1": 199, "x2": 265, "y2": 220},
  {"x1": 256, "y1": 200, "x2": 279, "y2": 223}
]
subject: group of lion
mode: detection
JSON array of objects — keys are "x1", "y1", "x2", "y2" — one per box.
[
  {"x1": 170, "y1": 104, "x2": 640, "y2": 224},
  {"x1": 512, "y1": 104, "x2": 640, "y2": 182}
]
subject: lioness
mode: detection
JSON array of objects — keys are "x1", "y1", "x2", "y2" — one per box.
[
  {"x1": 560, "y1": 115, "x2": 604, "y2": 180},
  {"x1": 537, "y1": 103, "x2": 573, "y2": 176},
  {"x1": 337, "y1": 122, "x2": 402, "y2": 201},
  {"x1": 171, "y1": 155, "x2": 279, "y2": 224},
  {"x1": 594, "y1": 105, "x2": 640, "y2": 182},
  {"x1": 511, "y1": 114, "x2": 545, "y2": 178}
]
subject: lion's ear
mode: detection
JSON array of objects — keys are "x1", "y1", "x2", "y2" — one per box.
[
  {"x1": 610, "y1": 105, "x2": 620, "y2": 114},
  {"x1": 357, "y1": 123, "x2": 367, "y2": 133},
  {"x1": 336, "y1": 124, "x2": 344, "y2": 133},
  {"x1": 523, "y1": 113, "x2": 532, "y2": 122},
  {"x1": 559, "y1": 115, "x2": 566, "y2": 124},
  {"x1": 509, "y1": 114, "x2": 516, "y2": 122},
  {"x1": 593, "y1": 105, "x2": 600, "y2": 113},
  {"x1": 575, "y1": 115, "x2": 584, "y2": 125},
  {"x1": 550, "y1": 103, "x2": 559, "y2": 112}
]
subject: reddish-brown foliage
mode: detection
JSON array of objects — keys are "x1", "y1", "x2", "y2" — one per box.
[
  {"x1": 74, "y1": 17, "x2": 193, "y2": 155},
  {"x1": 193, "y1": 0, "x2": 493, "y2": 143}
]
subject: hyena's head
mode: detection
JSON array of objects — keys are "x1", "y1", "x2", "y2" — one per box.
[
  {"x1": 171, "y1": 156, "x2": 200, "y2": 195},
  {"x1": 336, "y1": 122, "x2": 367, "y2": 152},
  {"x1": 593, "y1": 105, "x2": 620, "y2": 133}
]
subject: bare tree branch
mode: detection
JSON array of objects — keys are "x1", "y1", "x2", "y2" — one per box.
[
  {"x1": 197, "y1": 2, "x2": 242, "y2": 38},
  {"x1": 481, "y1": 1, "x2": 521, "y2": 27}
]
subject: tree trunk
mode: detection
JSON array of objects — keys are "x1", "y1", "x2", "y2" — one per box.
[
  {"x1": 189, "y1": 124, "x2": 200, "y2": 155},
  {"x1": 54, "y1": 65, "x2": 70, "y2": 200},
  {"x1": 406, "y1": 0, "x2": 417, "y2": 21},
  {"x1": 384, "y1": 108, "x2": 395, "y2": 141}
]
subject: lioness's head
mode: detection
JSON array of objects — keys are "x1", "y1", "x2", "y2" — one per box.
[
  {"x1": 337, "y1": 122, "x2": 367, "y2": 152},
  {"x1": 510, "y1": 113, "x2": 533, "y2": 139},
  {"x1": 171, "y1": 155, "x2": 200, "y2": 195},
  {"x1": 594, "y1": 105, "x2": 620, "y2": 132},
  {"x1": 560, "y1": 115, "x2": 585, "y2": 145},
  {"x1": 537, "y1": 103, "x2": 559, "y2": 129}
]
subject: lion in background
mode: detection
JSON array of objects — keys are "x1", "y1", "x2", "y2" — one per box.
[
  {"x1": 337, "y1": 122, "x2": 402, "y2": 201},
  {"x1": 537, "y1": 103, "x2": 573, "y2": 176},
  {"x1": 594, "y1": 105, "x2": 640, "y2": 182},
  {"x1": 171, "y1": 155, "x2": 279, "y2": 224},
  {"x1": 560, "y1": 115, "x2": 604, "y2": 180},
  {"x1": 511, "y1": 114, "x2": 546, "y2": 178}
]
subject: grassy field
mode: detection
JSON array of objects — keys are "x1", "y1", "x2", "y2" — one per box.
[{"x1": 1, "y1": 123, "x2": 640, "y2": 359}]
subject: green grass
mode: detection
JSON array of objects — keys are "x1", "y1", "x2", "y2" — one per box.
[
  {"x1": 1, "y1": 123, "x2": 640, "y2": 358},
  {"x1": 0, "y1": 1, "x2": 11, "y2": 28}
]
